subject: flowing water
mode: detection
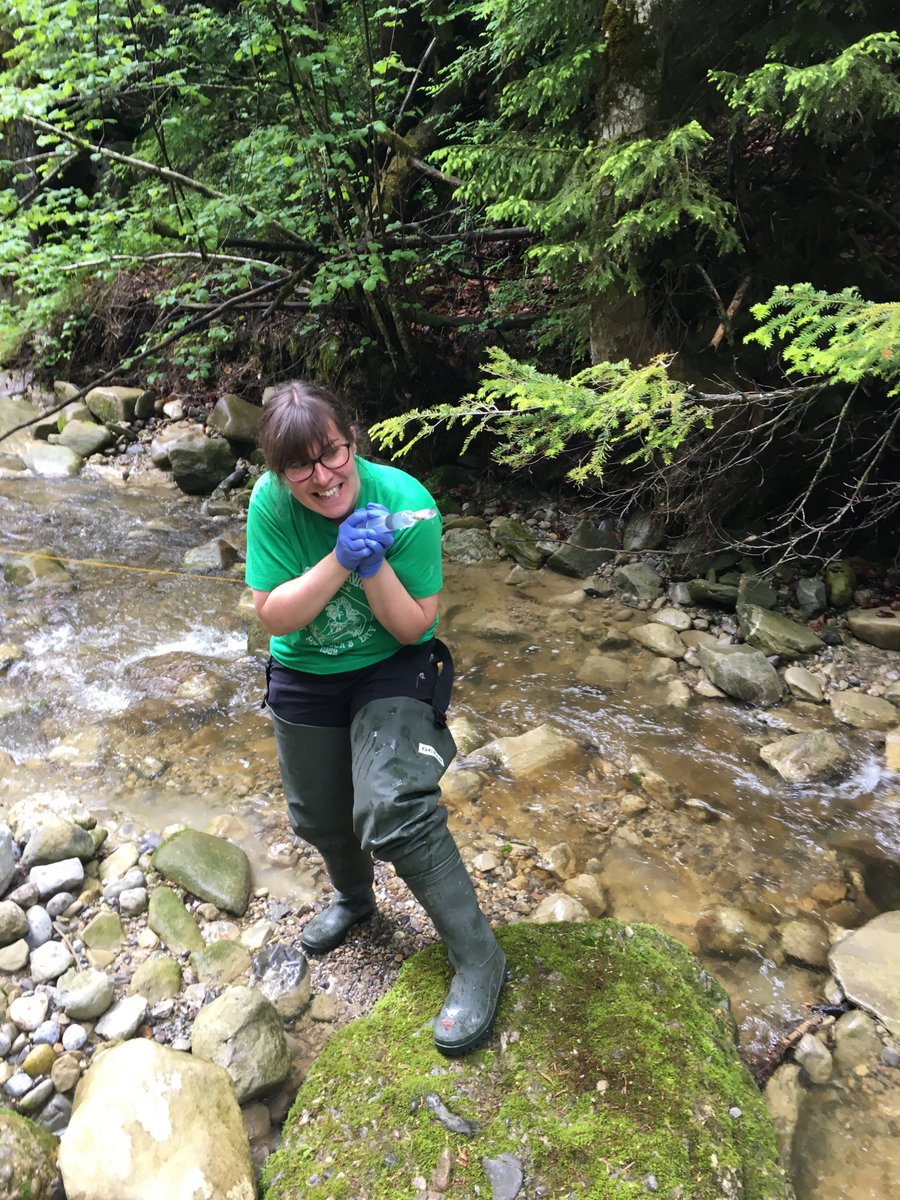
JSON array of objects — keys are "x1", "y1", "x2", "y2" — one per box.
[{"x1": 1, "y1": 470, "x2": 898, "y2": 1198}]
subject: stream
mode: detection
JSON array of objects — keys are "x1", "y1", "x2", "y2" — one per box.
[{"x1": 1, "y1": 469, "x2": 898, "y2": 1199}]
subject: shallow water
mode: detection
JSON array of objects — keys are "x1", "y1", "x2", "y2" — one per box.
[{"x1": 1, "y1": 470, "x2": 898, "y2": 1197}]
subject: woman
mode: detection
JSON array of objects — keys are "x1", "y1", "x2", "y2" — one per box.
[{"x1": 245, "y1": 380, "x2": 506, "y2": 1056}]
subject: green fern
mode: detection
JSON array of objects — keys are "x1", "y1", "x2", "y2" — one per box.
[
  {"x1": 369, "y1": 346, "x2": 710, "y2": 483},
  {"x1": 747, "y1": 285, "x2": 900, "y2": 395}
]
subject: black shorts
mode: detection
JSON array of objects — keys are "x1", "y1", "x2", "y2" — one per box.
[{"x1": 264, "y1": 639, "x2": 453, "y2": 728}]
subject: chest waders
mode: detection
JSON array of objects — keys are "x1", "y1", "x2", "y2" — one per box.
[
  {"x1": 271, "y1": 714, "x2": 376, "y2": 954},
  {"x1": 272, "y1": 692, "x2": 506, "y2": 1056}
]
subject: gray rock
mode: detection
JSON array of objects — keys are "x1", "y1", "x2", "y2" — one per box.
[
  {"x1": 190, "y1": 985, "x2": 290, "y2": 1103},
  {"x1": 653, "y1": 606, "x2": 692, "y2": 632},
  {"x1": 28, "y1": 857, "x2": 85, "y2": 899},
  {"x1": 29, "y1": 939, "x2": 75, "y2": 982},
  {"x1": 17, "y1": 1078, "x2": 54, "y2": 1115},
  {"x1": 622, "y1": 511, "x2": 665, "y2": 552},
  {"x1": 759, "y1": 732, "x2": 851, "y2": 784},
  {"x1": 62, "y1": 1024, "x2": 88, "y2": 1051},
  {"x1": 764, "y1": 1063, "x2": 804, "y2": 1166},
  {"x1": 738, "y1": 604, "x2": 823, "y2": 660},
  {"x1": 21, "y1": 443, "x2": 83, "y2": 477},
  {"x1": 628, "y1": 622, "x2": 685, "y2": 659},
  {"x1": 783, "y1": 666, "x2": 824, "y2": 703},
  {"x1": 95, "y1": 994, "x2": 149, "y2": 1041},
  {"x1": 167, "y1": 430, "x2": 238, "y2": 495},
  {"x1": 830, "y1": 690, "x2": 898, "y2": 730},
  {"x1": 24, "y1": 905, "x2": 53, "y2": 949},
  {"x1": 794, "y1": 1032, "x2": 833, "y2": 1084},
  {"x1": 532, "y1": 892, "x2": 591, "y2": 922},
  {"x1": 8, "y1": 992, "x2": 50, "y2": 1032},
  {"x1": 152, "y1": 830, "x2": 251, "y2": 916},
  {"x1": 45, "y1": 892, "x2": 75, "y2": 918},
  {"x1": 0, "y1": 939, "x2": 29, "y2": 972},
  {"x1": 57, "y1": 1040, "x2": 255, "y2": 1200},
  {"x1": 0, "y1": 899, "x2": 27, "y2": 946},
  {"x1": 0, "y1": 824, "x2": 15, "y2": 895},
  {"x1": 479, "y1": 725, "x2": 582, "y2": 778},
  {"x1": 22, "y1": 817, "x2": 95, "y2": 866},
  {"x1": 3, "y1": 547, "x2": 72, "y2": 586},
  {"x1": 84, "y1": 385, "x2": 151, "y2": 424},
  {"x1": 829, "y1": 912, "x2": 900, "y2": 1038},
  {"x1": 547, "y1": 519, "x2": 618, "y2": 578},
  {"x1": 119, "y1": 886, "x2": 149, "y2": 916},
  {"x1": 845, "y1": 607, "x2": 900, "y2": 651},
  {"x1": 737, "y1": 574, "x2": 777, "y2": 610},
  {"x1": 441, "y1": 527, "x2": 500, "y2": 564},
  {"x1": 32, "y1": 1019, "x2": 59, "y2": 1046},
  {"x1": 698, "y1": 642, "x2": 782, "y2": 707},
  {"x1": 780, "y1": 918, "x2": 830, "y2": 968},
  {"x1": 181, "y1": 537, "x2": 240, "y2": 572},
  {"x1": 696, "y1": 906, "x2": 770, "y2": 957},
  {"x1": 833, "y1": 1009, "x2": 882, "y2": 1074},
  {"x1": 482, "y1": 1152, "x2": 524, "y2": 1200},
  {"x1": 56, "y1": 966, "x2": 115, "y2": 1020},
  {"x1": 613, "y1": 562, "x2": 663, "y2": 604},
  {"x1": 489, "y1": 517, "x2": 545, "y2": 569},
  {"x1": 207, "y1": 392, "x2": 262, "y2": 444},
  {"x1": 795, "y1": 577, "x2": 827, "y2": 616},
  {"x1": 33, "y1": 1093, "x2": 73, "y2": 1134},
  {"x1": 57, "y1": 417, "x2": 115, "y2": 457}
]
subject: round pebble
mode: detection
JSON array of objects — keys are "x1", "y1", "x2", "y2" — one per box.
[
  {"x1": 32, "y1": 1019, "x2": 60, "y2": 1046},
  {"x1": 62, "y1": 1024, "x2": 88, "y2": 1052},
  {"x1": 46, "y1": 892, "x2": 75, "y2": 918}
]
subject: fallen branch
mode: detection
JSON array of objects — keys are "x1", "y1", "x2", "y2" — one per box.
[{"x1": 710, "y1": 275, "x2": 753, "y2": 350}]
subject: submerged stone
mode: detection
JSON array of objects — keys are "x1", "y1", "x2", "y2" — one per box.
[{"x1": 262, "y1": 922, "x2": 794, "y2": 1200}]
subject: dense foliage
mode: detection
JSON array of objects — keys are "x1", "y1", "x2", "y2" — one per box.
[{"x1": 1, "y1": 0, "x2": 897, "y2": 557}]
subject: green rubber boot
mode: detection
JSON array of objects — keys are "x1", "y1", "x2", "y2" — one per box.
[
  {"x1": 399, "y1": 838, "x2": 507, "y2": 1057},
  {"x1": 271, "y1": 712, "x2": 376, "y2": 955}
]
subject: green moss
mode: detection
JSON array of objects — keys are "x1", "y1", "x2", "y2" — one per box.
[{"x1": 262, "y1": 922, "x2": 793, "y2": 1200}]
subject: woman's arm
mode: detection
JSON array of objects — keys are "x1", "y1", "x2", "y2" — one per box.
[
  {"x1": 361, "y1": 561, "x2": 439, "y2": 643},
  {"x1": 253, "y1": 551, "x2": 351, "y2": 636}
]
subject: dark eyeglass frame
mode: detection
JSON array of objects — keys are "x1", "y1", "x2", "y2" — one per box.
[{"x1": 283, "y1": 442, "x2": 352, "y2": 483}]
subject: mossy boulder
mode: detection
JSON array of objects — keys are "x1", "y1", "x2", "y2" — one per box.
[{"x1": 262, "y1": 922, "x2": 793, "y2": 1200}]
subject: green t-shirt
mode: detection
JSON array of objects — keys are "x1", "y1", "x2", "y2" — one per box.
[{"x1": 245, "y1": 457, "x2": 442, "y2": 673}]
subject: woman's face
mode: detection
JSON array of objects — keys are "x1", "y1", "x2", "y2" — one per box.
[{"x1": 284, "y1": 421, "x2": 361, "y2": 521}]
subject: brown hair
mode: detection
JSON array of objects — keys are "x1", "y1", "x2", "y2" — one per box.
[{"x1": 258, "y1": 381, "x2": 356, "y2": 479}]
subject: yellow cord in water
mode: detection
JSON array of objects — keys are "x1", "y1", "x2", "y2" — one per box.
[{"x1": 0, "y1": 547, "x2": 246, "y2": 585}]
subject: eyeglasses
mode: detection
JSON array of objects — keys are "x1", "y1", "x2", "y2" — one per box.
[{"x1": 283, "y1": 442, "x2": 352, "y2": 483}]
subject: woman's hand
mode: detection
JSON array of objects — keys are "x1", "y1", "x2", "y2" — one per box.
[
  {"x1": 334, "y1": 509, "x2": 373, "y2": 572},
  {"x1": 357, "y1": 504, "x2": 395, "y2": 578}
]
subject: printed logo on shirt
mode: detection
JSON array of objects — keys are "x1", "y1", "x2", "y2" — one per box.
[
  {"x1": 306, "y1": 588, "x2": 375, "y2": 655},
  {"x1": 418, "y1": 742, "x2": 445, "y2": 768}
]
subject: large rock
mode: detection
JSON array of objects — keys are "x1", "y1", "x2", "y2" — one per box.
[
  {"x1": 830, "y1": 690, "x2": 898, "y2": 730},
  {"x1": 152, "y1": 830, "x2": 251, "y2": 916},
  {"x1": 698, "y1": 642, "x2": 783, "y2": 707},
  {"x1": 622, "y1": 511, "x2": 665, "y2": 551},
  {"x1": 845, "y1": 608, "x2": 900, "y2": 651},
  {"x1": 21, "y1": 816, "x2": 95, "y2": 866},
  {"x1": 262, "y1": 922, "x2": 793, "y2": 1200},
  {"x1": 759, "y1": 732, "x2": 851, "y2": 783},
  {"x1": 441, "y1": 527, "x2": 500, "y2": 564},
  {"x1": 738, "y1": 605, "x2": 823, "y2": 661},
  {"x1": 207, "y1": 393, "x2": 262, "y2": 444},
  {"x1": 0, "y1": 1109, "x2": 58, "y2": 1200},
  {"x1": 22, "y1": 442, "x2": 83, "y2": 476},
  {"x1": 612, "y1": 561, "x2": 663, "y2": 604},
  {"x1": 57, "y1": 418, "x2": 115, "y2": 457},
  {"x1": 628, "y1": 622, "x2": 685, "y2": 659},
  {"x1": 190, "y1": 985, "x2": 290, "y2": 1103},
  {"x1": 685, "y1": 579, "x2": 739, "y2": 607},
  {"x1": 58, "y1": 1039, "x2": 255, "y2": 1200},
  {"x1": 547, "y1": 519, "x2": 617, "y2": 578},
  {"x1": 84, "y1": 385, "x2": 152, "y2": 425},
  {"x1": 824, "y1": 561, "x2": 856, "y2": 608},
  {"x1": 488, "y1": 516, "x2": 545, "y2": 569},
  {"x1": 829, "y1": 911, "x2": 900, "y2": 1038},
  {"x1": 166, "y1": 430, "x2": 238, "y2": 495}
]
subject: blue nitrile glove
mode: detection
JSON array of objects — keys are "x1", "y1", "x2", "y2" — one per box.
[
  {"x1": 357, "y1": 503, "x2": 395, "y2": 578},
  {"x1": 334, "y1": 509, "x2": 373, "y2": 572}
]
